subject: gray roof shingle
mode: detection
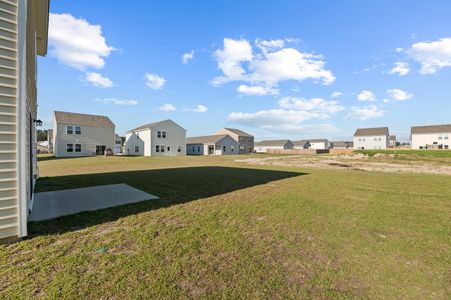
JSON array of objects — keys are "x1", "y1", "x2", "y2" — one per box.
[
  {"x1": 411, "y1": 124, "x2": 451, "y2": 134},
  {"x1": 54, "y1": 111, "x2": 114, "y2": 127},
  {"x1": 354, "y1": 127, "x2": 389, "y2": 136},
  {"x1": 186, "y1": 135, "x2": 229, "y2": 145},
  {"x1": 255, "y1": 140, "x2": 291, "y2": 146}
]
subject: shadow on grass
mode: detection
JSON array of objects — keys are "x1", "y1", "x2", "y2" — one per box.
[{"x1": 29, "y1": 166, "x2": 306, "y2": 237}]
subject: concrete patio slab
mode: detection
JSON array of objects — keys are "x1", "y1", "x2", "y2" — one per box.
[{"x1": 29, "y1": 184, "x2": 159, "y2": 222}]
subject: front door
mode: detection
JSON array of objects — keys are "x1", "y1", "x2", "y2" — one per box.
[
  {"x1": 208, "y1": 145, "x2": 214, "y2": 155},
  {"x1": 96, "y1": 145, "x2": 106, "y2": 155}
]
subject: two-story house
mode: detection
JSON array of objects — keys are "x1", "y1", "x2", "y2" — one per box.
[
  {"x1": 0, "y1": 0, "x2": 50, "y2": 241},
  {"x1": 353, "y1": 127, "x2": 390, "y2": 150},
  {"x1": 215, "y1": 128, "x2": 254, "y2": 154},
  {"x1": 411, "y1": 124, "x2": 451, "y2": 150},
  {"x1": 124, "y1": 119, "x2": 186, "y2": 156},
  {"x1": 53, "y1": 111, "x2": 115, "y2": 157}
]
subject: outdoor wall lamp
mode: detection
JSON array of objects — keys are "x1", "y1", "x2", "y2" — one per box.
[{"x1": 33, "y1": 119, "x2": 43, "y2": 127}]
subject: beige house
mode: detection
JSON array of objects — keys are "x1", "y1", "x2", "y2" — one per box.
[
  {"x1": 53, "y1": 111, "x2": 115, "y2": 157},
  {"x1": 186, "y1": 135, "x2": 238, "y2": 155},
  {"x1": 330, "y1": 141, "x2": 353, "y2": 149},
  {"x1": 125, "y1": 119, "x2": 186, "y2": 156},
  {"x1": 255, "y1": 140, "x2": 293, "y2": 153},
  {"x1": 0, "y1": 0, "x2": 50, "y2": 241},
  {"x1": 215, "y1": 128, "x2": 254, "y2": 154},
  {"x1": 353, "y1": 127, "x2": 389, "y2": 150},
  {"x1": 292, "y1": 140, "x2": 312, "y2": 149},
  {"x1": 411, "y1": 124, "x2": 451, "y2": 150}
]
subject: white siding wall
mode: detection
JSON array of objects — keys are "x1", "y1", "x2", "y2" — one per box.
[
  {"x1": 310, "y1": 142, "x2": 328, "y2": 150},
  {"x1": 149, "y1": 121, "x2": 186, "y2": 156},
  {"x1": 53, "y1": 123, "x2": 115, "y2": 157},
  {"x1": 411, "y1": 132, "x2": 450, "y2": 149},
  {"x1": 124, "y1": 132, "x2": 145, "y2": 155},
  {"x1": 255, "y1": 145, "x2": 290, "y2": 153},
  {"x1": 353, "y1": 135, "x2": 389, "y2": 150}
]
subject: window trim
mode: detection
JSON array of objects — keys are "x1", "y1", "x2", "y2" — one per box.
[
  {"x1": 66, "y1": 125, "x2": 73, "y2": 135},
  {"x1": 75, "y1": 126, "x2": 81, "y2": 135},
  {"x1": 67, "y1": 143, "x2": 74, "y2": 152},
  {"x1": 75, "y1": 144, "x2": 81, "y2": 152}
]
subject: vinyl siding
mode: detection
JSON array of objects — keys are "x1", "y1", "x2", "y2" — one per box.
[
  {"x1": 53, "y1": 122, "x2": 115, "y2": 157},
  {"x1": 0, "y1": 0, "x2": 18, "y2": 239}
]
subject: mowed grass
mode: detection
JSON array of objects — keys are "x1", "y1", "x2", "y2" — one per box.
[
  {"x1": 356, "y1": 149, "x2": 451, "y2": 157},
  {"x1": 1, "y1": 155, "x2": 450, "y2": 299}
]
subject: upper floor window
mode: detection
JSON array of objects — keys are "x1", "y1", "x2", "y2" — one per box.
[
  {"x1": 157, "y1": 131, "x2": 161, "y2": 138},
  {"x1": 162, "y1": 131, "x2": 166, "y2": 138},
  {"x1": 75, "y1": 126, "x2": 81, "y2": 134},
  {"x1": 445, "y1": 135, "x2": 449, "y2": 140},
  {"x1": 378, "y1": 137, "x2": 381, "y2": 141},
  {"x1": 374, "y1": 137, "x2": 377, "y2": 141},
  {"x1": 438, "y1": 135, "x2": 443, "y2": 140},
  {"x1": 66, "y1": 126, "x2": 73, "y2": 134}
]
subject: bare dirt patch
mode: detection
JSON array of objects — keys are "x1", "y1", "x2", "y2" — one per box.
[{"x1": 236, "y1": 154, "x2": 451, "y2": 175}]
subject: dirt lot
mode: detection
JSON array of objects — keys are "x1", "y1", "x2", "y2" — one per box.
[{"x1": 236, "y1": 153, "x2": 451, "y2": 175}]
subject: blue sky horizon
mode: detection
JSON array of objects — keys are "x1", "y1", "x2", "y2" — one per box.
[{"x1": 38, "y1": 0, "x2": 451, "y2": 142}]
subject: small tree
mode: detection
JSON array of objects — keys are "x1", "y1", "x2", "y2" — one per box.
[{"x1": 37, "y1": 129, "x2": 48, "y2": 142}]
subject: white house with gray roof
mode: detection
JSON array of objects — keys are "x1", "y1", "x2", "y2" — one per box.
[
  {"x1": 353, "y1": 127, "x2": 390, "y2": 150},
  {"x1": 411, "y1": 124, "x2": 451, "y2": 150},
  {"x1": 292, "y1": 140, "x2": 312, "y2": 149},
  {"x1": 255, "y1": 140, "x2": 294, "y2": 153},
  {"x1": 125, "y1": 119, "x2": 186, "y2": 156},
  {"x1": 186, "y1": 135, "x2": 238, "y2": 155},
  {"x1": 307, "y1": 139, "x2": 329, "y2": 150},
  {"x1": 53, "y1": 111, "x2": 116, "y2": 157},
  {"x1": 215, "y1": 128, "x2": 254, "y2": 154}
]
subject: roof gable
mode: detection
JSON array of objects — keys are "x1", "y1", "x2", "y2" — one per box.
[
  {"x1": 54, "y1": 111, "x2": 114, "y2": 128},
  {"x1": 219, "y1": 128, "x2": 253, "y2": 137},
  {"x1": 354, "y1": 127, "x2": 389, "y2": 136},
  {"x1": 129, "y1": 119, "x2": 186, "y2": 133},
  {"x1": 411, "y1": 124, "x2": 451, "y2": 134}
]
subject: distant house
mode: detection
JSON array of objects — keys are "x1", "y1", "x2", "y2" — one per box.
[
  {"x1": 37, "y1": 141, "x2": 49, "y2": 153},
  {"x1": 330, "y1": 141, "x2": 353, "y2": 149},
  {"x1": 125, "y1": 119, "x2": 186, "y2": 156},
  {"x1": 255, "y1": 140, "x2": 294, "y2": 153},
  {"x1": 411, "y1": 124, "x2": 451, "y2": 150},
  {"x1": 186, "y1": 135, "x2": 238, "y2": 155},
  {"x1": 389, "y1": 135, "x2": 397, "y2": 148},
  {"x1": 307, "y1": 139, "x2": 329, "y2": 150},
  {"x1": 292, "y1": 140, "x2": 312, "y2": 149},
  {"x1": 215, "y1": 128, "x2": 254, "y2": 154},
  {"x1": 53, "y1": 111, "x2": 116, "y2": 157},
  {"x1": 353, "y1": 127, "x2": 389, "y2": 150},
  {"x1": 114, "y1": 134, "x2": 122, "y2": 154},
  {"x1": 47, "y1": 129, "x2": 53, "y2": 153}
]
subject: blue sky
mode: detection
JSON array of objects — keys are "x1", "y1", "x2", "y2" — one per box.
[{"x1": 38, "y1": 0, "x2": 451, "y2": 141}]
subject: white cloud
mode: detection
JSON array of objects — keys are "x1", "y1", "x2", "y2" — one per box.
[
  {"x1": 237, "y1": 84, "x2": 279, "y2": 96},
  {"x1": 48, "y1": 13, "x2": 113, "y2": 70},
  {"x1": 228, "y1": 96, "x2": 342, "y2": 133},
  {"x1": 348, "y1": 105, "x2": 384, "y2": 120},
  {"x1": 187, "y1": 104, "x2": 208, "y2": 113},
  {"x1": 357, "y1": 90, "x2": 376, "y2": 102},
  {"x1": 158, "y1": 103, "x2": 176, "y2": 112},
  {"x1": 95, "y1": 98, "x2": 138, "y2": 106},
  {"x1": 382, "y1": 99, "x2": 390, "y2": 103},
  {"x1": 330, "y1": 91, "x2": 342, "y2": 98},
  {"x1": 408, "y1": 37, "x2": 451, "y2": 74},
  {"x1": 278, "y1": 97, "x2": 344, "y2": 114},
  {"x1": 212, "y1": 38, "x2": 253, "y2": 85},
  {"x1": 182, "y1": 50, "x2": 194, "y2": 64},
  {"x1": 84, "y1": 72, "x2": 113, "y2": 88},
  {"x1": 212, "y1": 38, "x2": 335, "y2": 91},
  {"x1": 145, "y1": 73, "x2": 166, "y2": 90},
  {"x1": 387, "y1": 88, "x2": 413, "y2": 101},
  {"x1": 388, "y1": 62, "x2": 410, "y2": 76}
]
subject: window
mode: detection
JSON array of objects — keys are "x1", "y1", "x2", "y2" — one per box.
[
  {"x1": 362, "y1": 138, "x2": 365, "y2": 142},
  {"x1": 67, "y1": 144, "x2": 73, "y2": 152},
  {"x1": 157, "y1": 131, "x2": 161, "y2": 138},
  {"x1": 445, "y1": 145, "x2": 449, "y2": 149},
  {"x1": 75, "y1": 126, "x2": 81, "y2": 134},
  {"x1": 358, "y1": 138, "x2": 361, "y2": 142},
  {"x1": 66, "y1": 126, "x2": 73, "y2": 134},
  {"x1": 445, "y1": 135, "x2": 449, "y2": 140},
  {"x1": 374, "y1": 137, "x2": 377, "y2": 141},
  {"x1": 438, "y1": 135, "x2": 443, "y2": 140},
  {"x1": 167, "y1": 146, "x2": 170, "y2": 152},
  {"x1": 378, "y1": 137, "x2": 381, "y2": 141},
  {"x1": 223, "y1": 146, "x2": 226, "y2": 151},
  {"x1": 231, "y1": 145, "x2": 234, "y2": 152},
  {"x1": 178, "y1": 146, "x2": 181, "y2": 152},
  {"x1": 161, "y1": 145, "x2": 165, "y2": 152},
  {"x1": 156, "y1": 145, "x2": 160, "y2": 152},
  {"x1": 192, "y1": 146, "x2": 195, "y2": 152},
  {"x1": 75, "y1": 144, "x2": 81, "y2": 152},
  {"x1": 135, "y1": 146, "x2": 139, "y2": 153},
  {"x1": 162, "y1": 131, "x2": 166, "y2": 138},
  {"x1": 197, "y1": 146, "x2": 200, "y2": 152}
]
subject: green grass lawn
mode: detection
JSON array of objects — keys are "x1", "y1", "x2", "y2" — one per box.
[
  {"x1": 355, "y1": 149, "x2": 451, "y2": 157},
  {"x1": 1, "y1": 154, "x2": 450, "y2": 299}
]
